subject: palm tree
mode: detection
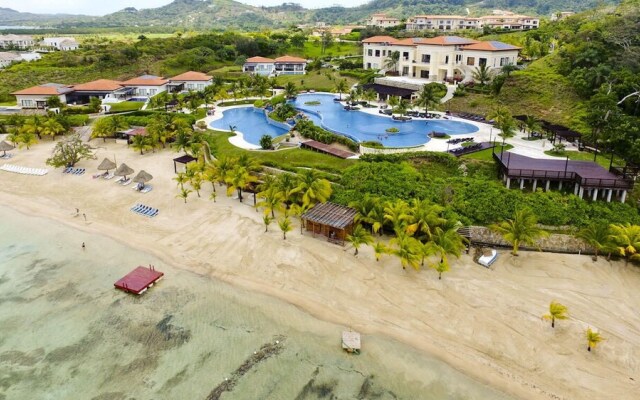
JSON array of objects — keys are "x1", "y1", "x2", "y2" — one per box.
[
  {"x1": 173, "y1": 172, "x2": 188, "y2": 190},
  {"x1": 394, "y1": 98, "x2": 411, "y2": 116},
  {"x1": 430, "y1": 226, "x2": 467, "y2": 270},
  {"x1": 384, "y1": 199, "x2": 411, "y2": 233},
  {"x1": 131, "y1": 134, "x2": 153, "y2": 155},
  {"x1": 41, "y1": 118, "x2": 66, "y2": 141},
  {"x1": 415, "y1": 84, "x2": 440, "y2": 115},
  {"x1": 290, "y1": 202, "x2": 311, "y2": 234},
  {"x1": 390, "y1": 232, "x2": 422, "y2": 270},
  {"x1": 387, "y1": 95, "x2": 399, "y2": 110},
  {"x1": 190, "y1": 175, "x2": 203, "y2": 197},
  {"x1": 372, "y1": 241, "x2": 388, "y2": 262},
  {"x1": 276, "y1": 173, "x2": 299, "y2": 210},
  {"x1": 209, "y1": 192, "x2": 217, "y2": 203},
  {"x1": 278, "y1": 216, "x2": 292, "y2": 240},
  {"x1": 257, "y1": 187, "x2": 283, "y2": 218},
  {"x1": 363, "y1": 89, "x2": 377, "y2": 106},
  {"x1": 432, "y1": 258, "x2": 450, "y2": 280},
  {"x1": 501, "y1": 63, "x2": 518, "y2": 77},
  {"x1": 542, "y1": 301, "x2": 568, "y2": 328},
  {"x1": 490, "y1": 209, "x2": 549, "y2": 256},
  {"x1": 383, "y1": 51, "x2": 400, "y2": 74},
  {"x1": 609, "y1": 223, "x2": 640, "y2": 264},
  {"x1": 16, "y1": 129, "x2": 38, "y2": 150},
  {"x1": 283, "y1": 82, "x2": 298, "y2": 99},
  {"x1": 226, "y1": 165, "x2": 256, "y2": 203},
  {"x1": 523, "y1": 115, "x2": 541, "y2": 139},
  {"x1": 472, "y1": 63, "x2": 493, "y2": 86},
  {"x1": 23, "y1": 116, "x2": 44, "y2": 139},
  {"x1": 211, "y1": 155, "x2": 235, "y2": 189},
  {"x1": 487, "y1": 106, "x2": 517, "y2": 139},
  {"x1": 406, "y1": 199, "x2": 446, "y2": 240},
  {"x1": 176, "y1": 187, "x2": 192, "y2": 203},
  {"x1": 585, "y1": 328, "x2": 604, "y2": 352},
  {"x1": 334, "y1": 79, "x2": 348, "y2": 100},
  {"x1": 295, "y1": 169, "x2": 332, "y2": 206},
  {"x1": 263, "y1": 215, "x2": 273, "y2": 232},
  {"x1": 346, "y1": 225, "x2": 374, "y2": 256},
  {"x1": 576, "y1": 224, "x2": 613, "y2": 261}
]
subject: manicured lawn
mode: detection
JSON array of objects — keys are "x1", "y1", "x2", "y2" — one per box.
[
  {"x1": 207, "y1": 130, "x2": 355, "y2": 173},
  {"x1": 461, "y1": 144, "x2": 513, "y2": 161},
  {"x1": 289, "y1": 41, "x2": 361, "y2": 59},
  {"x1": 543, "y1": 150, "x2": 625, "y2": 169},
  {"x1": 108, "y1": 101, "x2": 145, "y2": 113},
  {"x1": 0, "y1": 100, "x2": 16, "y2": 106},
  {"x1": 275, "y1": 68, "x2": 358, "y2": 92}
]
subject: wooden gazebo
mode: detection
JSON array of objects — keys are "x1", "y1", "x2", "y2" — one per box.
[{"x1": 301, "y1": 202, "x2": 357, "y2": 245}]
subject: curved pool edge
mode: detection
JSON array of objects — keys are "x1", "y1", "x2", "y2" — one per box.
[{"x1": 202, "y1": 105, "x2": 262, "y2": 150}]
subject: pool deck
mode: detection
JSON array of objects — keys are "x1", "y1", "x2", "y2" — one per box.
[{"x1": 200, "y1": 93, "x2": 573, "y2": 159}]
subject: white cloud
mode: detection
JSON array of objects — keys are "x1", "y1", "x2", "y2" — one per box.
[{"x1": 0, "y1": 0, "x2": 371, "y2": 16}]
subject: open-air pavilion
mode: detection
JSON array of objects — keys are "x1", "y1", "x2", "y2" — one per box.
[
  {"x1": 172, "y1": 154, "x2": 197, "y2": 173},
  {"x1": 301, "y1": 202, "x2": 357, "y2": 245}
]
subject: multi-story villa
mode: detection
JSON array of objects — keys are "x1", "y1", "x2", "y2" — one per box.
[
  {"x1": 362, "y1": 35, "x2": 520, "y2": 81},
  {"x1": 0, "y1": 34, "x2": 35, "y2": 49},
  {"x1": 365, "y1": 13, "x2": 402, "y2": 28},
  {"x1": 41, "y1": 37, "x2": 79, "y2": 51},
  {"x1": 406, "y1": 13, "x2": 539, "y2": 31},
  {"x1": 243, "y1": 56, "x2": 307, "y2": 76}
]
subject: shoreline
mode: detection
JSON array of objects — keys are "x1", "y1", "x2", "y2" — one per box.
[{"x1": 1, "y1": 139, "x2": 638, "y2": 400}]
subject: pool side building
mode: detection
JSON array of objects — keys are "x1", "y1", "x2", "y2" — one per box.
[{"x1": 243, "y1": 55, "x2": 307, "y2": 76}]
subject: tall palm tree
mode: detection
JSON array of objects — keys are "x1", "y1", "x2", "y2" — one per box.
[
  {"x1": 283, "y1": 82, "x2": 298, "y2": 99},
  {"x1": 41, "y1": 118, "x2": 66, "y2": 141},
  {"x1": 173, "y1": 172, "x2": 188, "y2": 189},
  {"x1": 372, "y1": 241, "x2": 388, "y2": 262},
  {"x1": 383, "y1": 51, "x2": 400, "y2": 73},
  {"x1": 394, "y1": 98, "x2": 411, "y2": 116},
  {"x1": 363, "y1": 89, "x2": 377, "y2": 106},
  {"x1": 487, "y1": 106, "x2": 517, "y2": 139},
  {"x1": 415, "y1": 84, "x2": 440, "y2": 115},
  {"x1": 290, "y1": 202, "x2": 312, "y2": 234},
  {"x1": 349, "y1": 194, "x2": 377, "y2": 232},
  {"x1": 263, "y1": 215, "x2": 273, "y2": 232},
  {"x1": 278, "y1": 216, "x2": 292, "y2": 240},
  {"x1": 346, "y1": 225, "x2": 374, "y2": 256},
  {"x1": 585, "y1": 328, "x2": 604, "y2": 352},
  {"x1": 406, "y1": 199, "x2": 446, "y2": 240},
  {"x1": 16, "y1": 128, "x2": 38, "y2": 150},
  {"x1": 576, "y1": 224, "x2": 613, "y2": 261},
  {"x1": 295, "y1": 169, "x2": 332, "y2": 206},
  {"x1": 226, "y1": 165, "x2": 257, "y2": 203},
  {"x1": 384, "y1": 199, "x2": 411, "y2": 233},
  {"x1": 390, "y1": 232, "x2": 422, "y2": 270},
  {"x1": 609, "y1": 223, "x2": 640, "y2": 264},
  {"x1": 430, "y1": 226, "x2": 467, "y2": 266},
  {"x1": 490, "y1": 209, "x2": 549, "y2": 256},
  {"x1": 276, "y1": 173, "x2": 299, "y2": 210},
  {"x1": 523, "y1": 115, "x2": 541, "y2": 139},
  {"x1": 542, "y1": 301, "x2": 568, "y2": 328},
  {"x1": 23, "y1": 116, "x2": 44, "y2": 139},
  {"x1": 257, "y1": 187, "x2": 283, "y2": 218},
  {"x1": 131, "y1": 134, "x2": 153, "y2": 155},
  {"x1": 176, "y1": 187, "x2": 192, "y2": 203},
  {"x1": 190, "y1": 175, "x2": 203, "y2": 197},
  {"x1": 334, "y1": 79, "x2": 348, "y2": 100},
  {"x1": 211, "y1": 155, "x2": 236, "y2": 189},
  {"x1": 472, "y1": 63, "x2": 493, "y2": 86},
  {"x1": 432, "y1": 258, "x2": 450, "y2": 280}
]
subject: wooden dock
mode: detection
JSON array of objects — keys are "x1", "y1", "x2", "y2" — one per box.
[
  {"x1": 114, "y1": 265, "x2": 163, "y2": 295},
  {"x1": 342, "y1": 330, "x2": 361, "y2": 354}
]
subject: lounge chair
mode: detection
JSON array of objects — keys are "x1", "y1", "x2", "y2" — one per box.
[{"x1": 120, "y1": 178, "x2": 132, "y2": 186}]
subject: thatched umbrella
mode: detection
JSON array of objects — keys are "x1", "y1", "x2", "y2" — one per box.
[
  {"x1": 0, "y1": 140, "x2": 14, "y2": 157},
  {"x1": 132, "y1": 170, "x2": 153, "y2": 189},
  {"x1": 97, "y1": 157, "x2": 116, "y2": 172},
  {"x1": 114, "y1": 163, "x2": 134, "y2": 179}
]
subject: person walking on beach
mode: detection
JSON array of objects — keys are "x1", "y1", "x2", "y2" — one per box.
[
  {"x1": 83, "y1": 213, "x2": 87, "y2": 222},
  {"x1": 82, "y1": 242, "x2": 85, "y2": 250}
]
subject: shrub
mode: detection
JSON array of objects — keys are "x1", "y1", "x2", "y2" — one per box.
[
  {"x1": 254, "y1": 99, "x2": 265, "y2": 108},
  {"x1": 259, "y1": 134, "x2": 273, "y2": 150},
  {"x1": 294, "y1": 119, "x2": 359, "y2": 152},
  {"x1": 385, "y1": 127, "x2": 399, "y2": 133}
]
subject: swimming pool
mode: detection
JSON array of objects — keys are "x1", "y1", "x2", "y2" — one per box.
[
  {"x1": 211, "y1": 93, "x2": 479, "y2": 147},
  {"x1": 209, "y1": 107, "x2": 289, "y2": 144}
]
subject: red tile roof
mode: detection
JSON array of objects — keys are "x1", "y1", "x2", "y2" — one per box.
[
  {"x1": 417, "y1": 36, "x2": 478, "y2": 46},
  {"x1": 361, "y1": 35, "x2": 401, "y2": 44},
  {"x1": 170, "y1": 71, "x2": 212, "y2": 82},
  {"x1": 11, "y1": 83, "x2": 73, "y2": 96},
  {"x1": 121, "y1": 75, "x2": 168, "y2": 86},
  {"x1": 245, "y1": 56, "x2": 275, "y2": 63},
  {"x1": 462, "y1": 41, "x2": 521, "y2": 51},
  {"x1": 72, "y1": 79, "x2": 123, "y2": 92},
  {"x1": 274, "y1": 55, "x2": 307, "y2": 63}
]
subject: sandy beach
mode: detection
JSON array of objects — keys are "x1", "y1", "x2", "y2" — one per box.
[{"x1": 1, "y1": 137, "x2": 638, "y2": 399}]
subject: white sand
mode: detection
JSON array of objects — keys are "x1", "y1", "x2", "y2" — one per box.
[{"x1": 1, "y1": 138, "x2": 638, "y2": 399}]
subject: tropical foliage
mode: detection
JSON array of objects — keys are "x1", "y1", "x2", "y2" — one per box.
[
  {"x1": 490, "y1": 209, "x2": 549, "y2": 255},
  {"x1": 542, "y1": 301, "x2": 568, "y2": 328}
]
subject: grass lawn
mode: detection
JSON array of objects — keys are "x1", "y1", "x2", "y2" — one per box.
[
  {"x1": 461, "y1": 144, "x2": 513, "y2": 161},
  {"x1": 108, "y1": 101, "x2": 145, "y2": 113},
  {"x1": 289, "y1": 41, "x2": 361, "y2": 59},
  {"x1": 275, "y1": 68, "x2": 358, "y2": 92},
  {"x1": 207, "y1": 130, "x2": 355, "y2": 173},
  {"x1": 0, "y1": 100, "x2": 16, "y2": 106},
  {"x1": 543, "y1": 150, "x2": 625, "y2": 169}
]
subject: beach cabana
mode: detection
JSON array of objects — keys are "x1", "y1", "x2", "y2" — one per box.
[
  {"x1": 0, "y1": 140, "x2": 15, "y2": 158},
  {"x1": 301, "y1": 202, "x2": 357, "y2": 245},
  {"x1": 172, "y1": 154, "x2": 197, "y2": 173},
  {"x1": 115, "y1": 163, "x2": 134, "y2": 179},
  {"x1": 132, "y1": 170, "x2": 153, "y2": 191},
  {"x1": 97, "y1": 157, "x2": 116, "y2": 172}
]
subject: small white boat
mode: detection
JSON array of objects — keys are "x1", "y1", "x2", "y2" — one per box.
[{"x1": 478, "y1": 249, "x2": 498, "y2": 268}]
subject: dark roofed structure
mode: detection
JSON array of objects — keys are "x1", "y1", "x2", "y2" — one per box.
[
  {"x1": 361, "y1": 83, "x2": 415, "y2": 99},
  {"x1": 300, "y1": 140, "x2": 355, "y2": 159},
  {"x1": 302, "y1": 202, "x2": 358, "y2": 245},
  {"x1": 173, "y1": 154, "x2": 197, "y2": 173}
]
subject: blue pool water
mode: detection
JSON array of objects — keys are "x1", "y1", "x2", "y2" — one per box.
[{"x1": 211, "y1": 93, "x2": 479, "y2": 147}]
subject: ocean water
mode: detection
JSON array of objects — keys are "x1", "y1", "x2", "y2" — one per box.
[{"x1": 0, "y1": 207, "x2": 513, "y2": 400}]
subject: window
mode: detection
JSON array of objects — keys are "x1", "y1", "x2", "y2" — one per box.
[
  {"x1": 367, "y1": 49, "x2": 372, "y2": 56},
  {"x1": 479, "y1": 58, "x2": 487, "y2": 66},
  {"x1": 467, "y1": 57, "x2": 475, "y2": 66},
  {"x1": 21, "y1": 99, "x2": 33, "y2": 107},
  {"x1": 421, "y1": 54, "x2": 430, "y2": 63},
  {"x1": 382, "y1": 50, "x2": 386, "y2": 56},
  {"x1": 402, "y1": 66, "x2": 409, "y2": 76},
  {"x1": 420, "y1": 70, "x2": 429, "y2": 78},
  {"x1": 198, "y1": 84, "x2": 204, "y2": 91},
  {"x1": 366, "y1": 62, "x2": 371, "y2": 69},
  {"x1": 444, "y1": 56, "x2": 449, "y2": 64},
  {"x1": 403, "y1": 52, "x2": 409, "y2": 60},
  {"x1": 455, "y1": 54, "x2": 462, "y2": 63},
  {"x1": 375, "y1": 50, "x2": 380, "y2": 57},
  {"x1": 149, "y1": 89, "x2": 157, "y2": 96}
]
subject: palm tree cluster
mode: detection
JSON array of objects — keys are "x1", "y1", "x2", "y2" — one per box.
[
  {"x1": 486, "y1": 106, "x2": 517, "y2": 139},
  {"x1": 490, "y1": 208, "x2": 549, "y2": 256},
  {"x1": 540, "y1": 301, "x2": 606, "y2": 353},
  {"x1": 6, "y1": 115, "x2": 70, "y2": 149},
  {"x1": 576, "y1": 222, "x2": 640, "y2": 264},
  {"x1": 346, "y1": 196, "x2": 467, "y2": 279}
]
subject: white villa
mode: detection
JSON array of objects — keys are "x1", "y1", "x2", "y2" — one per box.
[
  {"x1": 243, "y1": 55, "x2": 307, "y2": 76},
  {"x1": 362, "y1": 35, "x2": 520, "y2": 82},
  {"x1": 0, "y1": 52, "x2": 21, "y2": 68},
  {"x1": 168, "y1": 71, "x2": 213, "y2": 92},
  {"x1": 41, "y1": 37, "x2": 79, "y2": 51},
  {"x1": 365, "y1": 13, "x2": 402, "y2": 28},
  {"x1": 121, "y1": 75, "x2": 169, "y2": 97},
  {"x1": 406, "y1": 13, "x2": 539, "y2": 31},
  {"x1": 0, "y1": 34, "x2": 35, "y2": 49},
  {"x1": 11, "y1": 83, "x2": 74, "y2": 109}
]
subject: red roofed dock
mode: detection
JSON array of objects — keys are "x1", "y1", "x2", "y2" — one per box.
[{"x1": 114, "y1": 265, "x2": 164, "y2": 295}]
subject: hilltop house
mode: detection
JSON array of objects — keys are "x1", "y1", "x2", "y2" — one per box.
[
  {"x1": 11, "y1": 83, "x2": 73, "y2": 108},
  {"x1": 406, "y1": 13, "x2": 539, "y2": 31},
  {"x1": 365, "y1": 13, "x2": 402, "y2": 28},
  {"x1": 41, "y1": 37, "x2": 79, "y2": 51},
  {"x1": 168, "y1": 71, "x2": 213, "y2": 92},
  {"x1": 0, "y1": 34, "x2": 35, "y2": 49},
  {"x1": 67, "y1": 79, "x2": 133, "y2": 104},
  {"x1": 362, "y1": 35, "x2": 520, "y2": 81},
  {"x1": 0, "y1": 52, "x2": 21, "y2": 69},
  {"x1": 121, "y1": 75, "x2": 169, "y2": 97},
  {"x1": 243, "y1": 55, "x2": 307, "y2": 76}
]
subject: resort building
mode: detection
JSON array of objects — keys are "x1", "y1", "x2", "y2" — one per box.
[
  {"x1": 0, "y1": 34, "x2": 35, "y2": 49},
  {"x1": 406, "y1": 13, "x2": 539, "y2": 31},
  {"x1": 168, "y1": 71, "x2": 213, "y2": 92},
  {"x1": 11, "y1": 83, "x2": 73, "y2": 108},
  {"x1": 67, "y1": 79, "x2": 133, "y2": 105},
  {"x1": 121, "y1": 75, "x2": 169, "y2": 97},
  {"x1": 243, "y1": 56, "x2": 307, "y2": 76},
  {"x1": 365, "y1": 13, "x2": 402, "y2": 28},
  {"x1": 0, "y1": 52, "x2": 21, "y2": 68},
  {"x1": 362, "y1": 35, "x2": 520, "y2": 81},
  {"x1": 41, "y1": 37, "x2": 79, "y2": 51}
]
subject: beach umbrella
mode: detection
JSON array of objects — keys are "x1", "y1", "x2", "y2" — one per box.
[
  {"x1": 97, "y1": 157, "x2": 116, "y2": 172},
  {"x1": 133, "y1": 170, "x2": 153, "y2": 185},
  {"x1": 0, "y1": 140, "x2": 14, "y2": 156},
  {"x1": 114, "y1": 163, "x2": 134, "y2": 179}
]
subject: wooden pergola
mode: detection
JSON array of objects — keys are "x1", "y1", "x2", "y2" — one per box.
[
  {"x1": 301, "y1": 202, "x2": 358, "y2": 245},
  {"x1": 172, "y1": 154, "x2": 197, "y2": 173}
]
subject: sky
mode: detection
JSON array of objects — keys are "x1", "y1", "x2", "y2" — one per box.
[{"x1": 2, "y1": 0, "x2": 371, "y2": 16}]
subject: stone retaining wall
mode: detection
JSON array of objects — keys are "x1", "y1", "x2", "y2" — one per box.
[{"x1": 466, "y1": 226, "x2": 590, "y2": 254}]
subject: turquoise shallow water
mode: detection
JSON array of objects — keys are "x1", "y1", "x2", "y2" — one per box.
[{"x1": 0, "y1": 206, "x2": 514, "y2": 400}]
